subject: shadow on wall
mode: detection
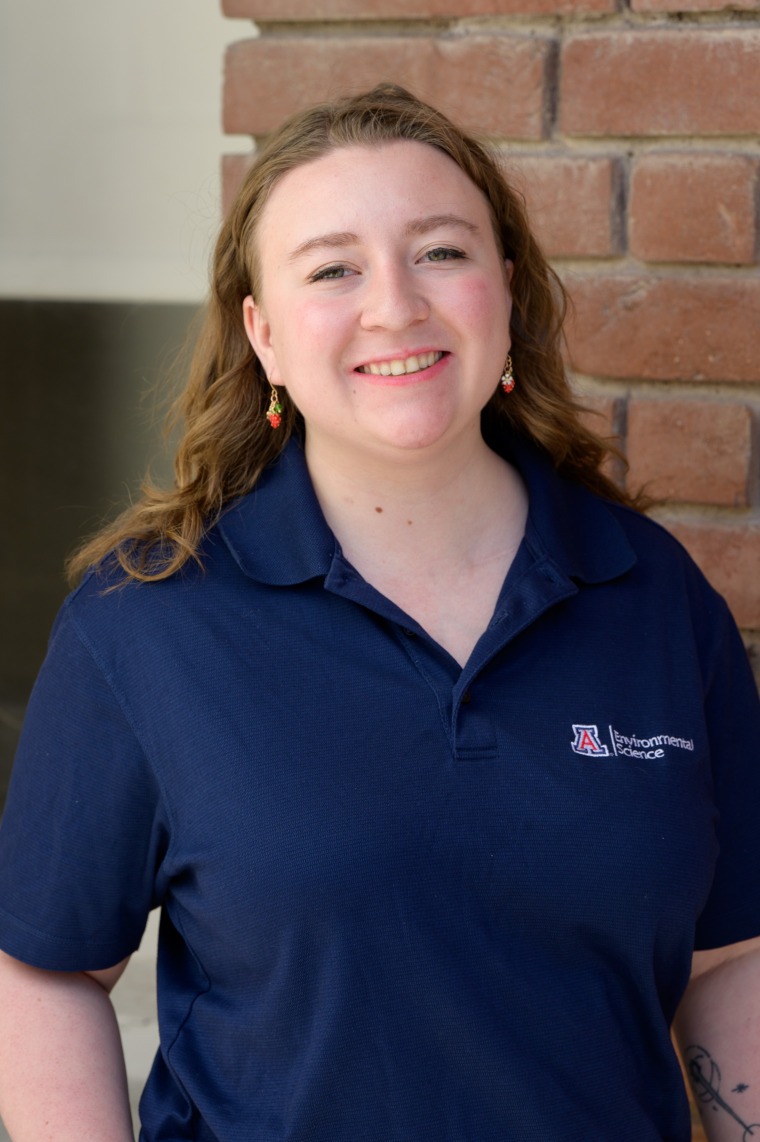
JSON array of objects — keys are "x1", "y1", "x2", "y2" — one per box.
[{"x1": 0, "y1": 300, "x2": 199, "y2": 806}]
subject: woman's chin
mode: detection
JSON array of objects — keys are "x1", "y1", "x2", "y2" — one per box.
[
  {"x1": 360, "y1": 407, "x2": 478, "y2": 457},
  {"x1": 303, "y1": 393, "x2": 484, "y2": 465}
]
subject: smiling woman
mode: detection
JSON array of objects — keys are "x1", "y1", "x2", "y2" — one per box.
[
  {"x1": 64, "y1": 83, "x2": 640, "y2": 587},
  {"x1": 0, "y1": 85, "x2": 759, "y2": 1142}
]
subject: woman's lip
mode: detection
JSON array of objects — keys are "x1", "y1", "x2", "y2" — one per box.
[
  {"x1": 354, "y1": 349, "x2": 447, "y2": 376},
  {"x1": 354, "y1": 352, "x2": 449, "y2": 386}
]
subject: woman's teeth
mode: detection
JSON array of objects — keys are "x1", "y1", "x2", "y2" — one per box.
[{"x1": 358, "y1": 350, "x2": 444, "y2": 376}]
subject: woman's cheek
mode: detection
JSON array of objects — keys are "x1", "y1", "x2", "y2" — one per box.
[
  {"x1": 445, "y1": 274, "x2": 509, "y2": 328},
  {"x1": 291, "y1": 298, "x2": 353, "y2": 356}
]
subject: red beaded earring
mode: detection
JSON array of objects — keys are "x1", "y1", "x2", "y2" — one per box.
[
  {"x1": 266, "y1": 384, "x2": 283, "y2": 428},
  {"x1": 500, "y1": 354, "x2": 515, "y2": 394}
]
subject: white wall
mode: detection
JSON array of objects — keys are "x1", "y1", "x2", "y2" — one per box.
[{"x1": 0, "y1": 1, "x2": 254, "y2": 303}]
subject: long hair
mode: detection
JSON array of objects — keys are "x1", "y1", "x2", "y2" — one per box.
[{"x1": 68, "y1": 83, "x2": 640, "y2": 584}]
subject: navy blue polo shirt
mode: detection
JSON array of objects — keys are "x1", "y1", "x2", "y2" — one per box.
[{"x1": 1, "y1": 429, "x2": 759, "y2": 1142}]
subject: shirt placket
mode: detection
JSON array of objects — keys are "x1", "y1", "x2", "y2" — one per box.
[{"x1": 324, "y1": 549, "x2": 579, "y2": 762}]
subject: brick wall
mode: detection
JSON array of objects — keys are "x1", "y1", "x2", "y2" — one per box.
[{"x1": 220, "y1": 0, "x2": 760, "y2": 688}]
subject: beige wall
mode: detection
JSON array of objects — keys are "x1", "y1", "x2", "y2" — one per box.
[{"x1": 0, "y1": 1, "x2": 252, "y2": 303}]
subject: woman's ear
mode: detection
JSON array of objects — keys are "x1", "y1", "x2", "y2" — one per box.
[{"x1": 242, "y1": 295, "x2": 280, "y2": 385}]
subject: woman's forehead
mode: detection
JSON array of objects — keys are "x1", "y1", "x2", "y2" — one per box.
[{"x1": 255, "y1": 140, "x2": 492, "y2": 253}]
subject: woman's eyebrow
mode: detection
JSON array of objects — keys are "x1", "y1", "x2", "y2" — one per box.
[
  {"x1": 287, "y1": 215, "x2": 479, "y2": 263},
  {"x1": 287, "y1": 231, "x2": 359, "y2": 262},
  {"x1": 404, "y1": 214, "x2": 480, "y2": 237}
]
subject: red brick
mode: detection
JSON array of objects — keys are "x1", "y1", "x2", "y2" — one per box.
[
  {"x1": 507, "y1": 155, "x2": 621, "y2": 258},
  {"x1": 561, "y1": 31, "x2": 760, "y2": 137},
  {"x1": 565, "y1": 276, "x2": 760, "y2": 382},
  {"x1": 626, "y1": 399, "x2": 753, "y2": 505},
  {"x1": 633, "y1": 0, "x2": 759, "y2": 14},
  {"x1": 223, "y1": 35, "x2": 552, "y2": 140},
  {"x1": 630, "y1": 154, "x2": 758, "y2": 265},
  {"x1": 663, "y1": 521, "x2": 760, "y2": 628},
  {"x1": 222, "y1": 152, "x2": 255, "y2": 218},
  {"x1": 222, "y1": 0, "x2": 614, "y2": 15}
]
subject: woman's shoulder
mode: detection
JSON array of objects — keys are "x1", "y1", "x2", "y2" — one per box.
[
  {"x1": 59, "y1": 528, "x2": 236, "y2": 645},
  {"x1": 599, "y1": 496, "x2": 742, "y2": 650},
  {"x1": 604, "y1": 498, "x2": 716, "y2": 588}
]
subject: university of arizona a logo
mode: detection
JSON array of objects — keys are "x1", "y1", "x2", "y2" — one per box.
[{"x1": 571, "y1": 724, "x2": 609, "y2": 757}]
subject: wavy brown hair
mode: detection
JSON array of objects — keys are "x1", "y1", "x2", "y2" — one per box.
[{"x1": 68, "y1": 83, "x2": 640, "y2": 584}]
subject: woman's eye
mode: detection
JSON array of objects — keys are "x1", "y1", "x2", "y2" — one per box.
[
  {"x1": 309, "y1": 264, "x2": 351, "y2": 282},
  {"x1": 423, "y1": 247, "x2": 465, "y2": 263}
]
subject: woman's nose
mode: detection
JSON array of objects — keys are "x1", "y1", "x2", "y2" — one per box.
[{"x1": 359, "y1": 265, "x2": 429, "y2": 330}]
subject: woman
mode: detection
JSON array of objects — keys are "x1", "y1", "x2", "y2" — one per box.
[{"x1": 0, "y1": 84, "x2": 758, "y2": 1142}]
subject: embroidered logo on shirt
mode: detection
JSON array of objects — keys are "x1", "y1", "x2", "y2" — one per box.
[
  {"x1": 608, "y1": 727, "x2": 694, "y2": 759},
  {"x1": 571, "y1": 724, "x2": 695, "y2": 760},
  {"x1": 571, "y1": 725, "x2": 609, "y2": 756}
]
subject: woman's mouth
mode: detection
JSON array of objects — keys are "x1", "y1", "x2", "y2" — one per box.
[{"x1": 356, "y1": 350, "x2": 445, "y2": 377}]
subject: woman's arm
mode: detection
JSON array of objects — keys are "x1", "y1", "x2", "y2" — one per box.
[
  {"x1": 0, "y1": 949, "x2": 135, "y2": 1142},
  {"x1": 674, "y1": 935, "x2": 760, "y2": 1142}
]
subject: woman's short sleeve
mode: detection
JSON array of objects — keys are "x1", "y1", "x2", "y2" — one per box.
[
  {"x1": 694, "y1": 593, "x2": 760, "y2": 950},
  {"x1": 0, "y1": 602, "x2": 170, "y2": 971}
]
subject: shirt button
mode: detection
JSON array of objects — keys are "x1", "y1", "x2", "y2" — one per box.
[
  {"x1": 402, "y1": 628, "x2": 416, "y2": 638},
  {"x1": 461, "y1": 689, "x2": 471, "y2": 705}
]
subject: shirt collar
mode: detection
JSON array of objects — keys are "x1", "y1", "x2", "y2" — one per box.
[
  {"x1": 495, "y1": 427, "x2": 637, "y2": 585},
  {"x1": 217, "y1": 438, "x2": 337, "y2": 585},
  {"x1": 217, "y1": 428, "x2": 636, "y2": 587}
]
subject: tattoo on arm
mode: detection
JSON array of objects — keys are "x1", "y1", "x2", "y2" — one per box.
[{"x1": 685, "y1": 1045, "x2": 760, "y2": 1139}]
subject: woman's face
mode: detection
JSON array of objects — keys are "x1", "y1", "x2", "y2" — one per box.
[{"x1": 243, "y1": 139, "x2": 512, "y2": 466}]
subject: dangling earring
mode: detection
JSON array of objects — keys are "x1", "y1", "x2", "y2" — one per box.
[
  {"x1": 266, "y1": 383, "x2": 282, "y2": 428},
  {"x1": 500, "y1": 354, "x2": 515, "y2": 394}
]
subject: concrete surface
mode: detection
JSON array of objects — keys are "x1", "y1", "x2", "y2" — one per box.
[{"x1": 116, "y1": 910, "x2": 161, "y2": 1137}]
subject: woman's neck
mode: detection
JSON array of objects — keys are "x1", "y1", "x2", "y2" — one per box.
[
  {"x1": 309, "y1": 435, "x2": 518, "y2": 552},
  {"x1": 304, "y1": 432, "x2": 529, "y2": 666}
]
